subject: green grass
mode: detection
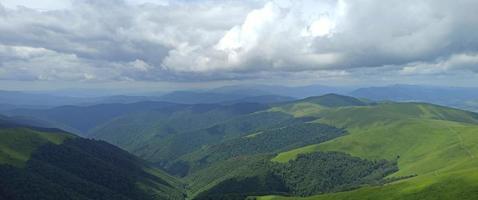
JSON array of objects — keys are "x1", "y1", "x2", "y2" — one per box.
[
  {"x1": 257, "y1": 167, "x2": 478, "y2": 200},
  {"x1": 274, "y1": 119, "x2": 478, "y2": 177},
  {"x1": 266, "y1": 101, "x2": 478, "y2": 199},
  {"x1": 272, "y1": 143, "x2": 319, "y2": 163},
  {"x1": 0, "y1": 128, "x2": 73, "y2": 166}
]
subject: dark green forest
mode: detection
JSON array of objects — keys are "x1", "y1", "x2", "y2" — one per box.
[
  {"x1": 0, "y1": 138, "x2": 184, "y2": 200},
  {"x1": 193, "y1": 151, "x2": 397, "y2": 200},
  {"x1": 182, "y1": 122, "x2": 346, "y2": 173}
]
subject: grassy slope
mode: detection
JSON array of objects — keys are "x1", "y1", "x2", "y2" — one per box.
[
  {"x1": 258, "y1": 168, "x2": 478, "y2": 200},
  {"x1": 0, "y1": 128, "x2": 73, "y2": 166},
  {"x1": 0, "y1": 126, "x2": 185, "y2": 200},
  {"x1": 266, "y1": 101, "x2": 478, "y2": 199}
]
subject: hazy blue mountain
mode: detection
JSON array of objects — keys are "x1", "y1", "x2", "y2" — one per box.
[
  {"x1": 4, "y1": 84, "x2": 478, "y2": 109},
  {"x1": 0, "y1": 88, "x2": 294, "y2": 108},
  {"x1": 3, "y1": 101, "x2": 271, "y2": 137},
  {"x1": 211, "y1": 84, "x2": 352, "y2": 98},
  {"x1": 209, "y1": 85, "x2": 274, "y2": 96},
  {"x1": 0, "y1": 115, "x2": 59, "y2": 130},
  {"x1": 0, "y1": 90, "x2": 166, "y2": 107},
  {"x1": 0, "y1": 84, "x2": 351, "y2": 108},
  {"x1": 0, "y1": 104, "x2": 50, "y2": 112},
  {"x1": 4, "y1": 101, "x2": 182, "y2": 135},
  {"x1": 155, "y1": 91, "x2": 250, "y2": 104},
  {"x1": 39, "y1": 88, "x2": 145, "y2": 98},
  {"x1": 89, "y1": 95, "x2": 164, "y2": 104},
  {"x1": 349, "y1": 85, "x2": 478, "y2": 111},
  {"x1": 0, "y1": 90, "x2": 88, "y2": 107},
  {"x1": 220, "y1": 95, "x2": 295, "y2": 104}
]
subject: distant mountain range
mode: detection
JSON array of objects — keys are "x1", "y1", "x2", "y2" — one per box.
[
  {"x1": 0, "y1": 86, "x2": 302, "y2": 107},
  {"x1": 2, "y1": 84, "x2": 477, "y2": 110},
  {"x1": 3, "y1": 101, "x2": 182, "y2": 135},
  {"x1": 349, "y1": 85, "x2": 478, "y2": 111},
  {"x1": 1, "y1": 85, "x2": 478, "y2": 133}
]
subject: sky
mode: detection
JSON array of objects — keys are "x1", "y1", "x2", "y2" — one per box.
[{"x1": 0, "y1": 0, "x2": 477, "y2": 91}]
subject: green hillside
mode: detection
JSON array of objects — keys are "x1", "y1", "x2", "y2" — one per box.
[
  {"x1": 178, "y1": 122, "x2": 351, "y2": 198},
  {"x1": 187, "y1": 152, "x2": 396, "y2": 200},
  {"x1": 0, "y1": 128, "x2": 72, "y2": 166},
  {"x1": 182, "y1": 122, "x2": 346, "y2": 172},
  {"x1": 91, "y1": 107, "x2": 292, "y2": 174},
  {"x1": 23, "y1": 94, "x2": 477, "y2": 200},
  {"x1": 0, "y1": 118, "x2": 184, "y2": 200},
  {"x1": 265, "y1": 98, "x2": 478, "y2": 199},
  {"x1": 257, "y1": 168, "x2": 478, "y2": 200},
  {"x1": 168, "y1": 96, "x2": 398, "y2": 199}
]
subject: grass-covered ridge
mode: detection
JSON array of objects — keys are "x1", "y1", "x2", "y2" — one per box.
[
  {"x1": 271, "y1": 103, "x2": 478, "y2": 176},
  {"x1": 257, "y1": 168, "x2": 478, "y2": 200},
  {"x1": 264, "y1": 95, "x2": 478, "y2": 199}
]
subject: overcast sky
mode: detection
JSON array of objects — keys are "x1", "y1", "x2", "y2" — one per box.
[{"x1": 0, "y1": 0, "x2": 477, "y2": 91}]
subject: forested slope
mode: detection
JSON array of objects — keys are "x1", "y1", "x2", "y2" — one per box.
[{"x1": 0, "y1": 117, "x2": 184, "y2": 200}]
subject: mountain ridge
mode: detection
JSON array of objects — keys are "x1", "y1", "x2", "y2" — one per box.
[{"x1": 0, "y1": 116, "x2": 185, "y2": 200}]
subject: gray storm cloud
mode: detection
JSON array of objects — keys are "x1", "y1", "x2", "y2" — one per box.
[{"x1": 0, "y1": 0, "x2": 477, "y2": 82}]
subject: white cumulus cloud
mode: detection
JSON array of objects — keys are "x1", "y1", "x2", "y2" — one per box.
[{"x1": 0, "y1": 0, "x2": 477, "y2": 84}]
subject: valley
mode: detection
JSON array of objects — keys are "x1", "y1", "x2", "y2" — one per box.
[{"x1": 2, "y1": 93, "x2": 477, "y2": 199}]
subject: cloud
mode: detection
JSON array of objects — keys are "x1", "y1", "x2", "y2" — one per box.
[
  {"x1": 0, "y1": 0, "x2": 477, "y2": 83},
  {"x1": 163, "y1": 0, "x2": 347, "y2": 73},
  {"x1": 0, "y1": 0, "x2": 72, "y2": 10},
  {"x1": 0, "y1": 0, "x2": 257, "y2": 81},
  {"x1": 401, "y1": 53, "x2": 478, "y2": 75},
  {"x1": 163, "y1": 0, "x2": 478, "y2": 77}
]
